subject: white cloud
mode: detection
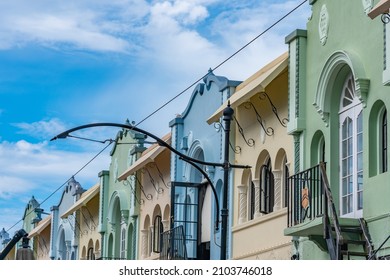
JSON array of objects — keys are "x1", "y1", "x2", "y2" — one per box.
[
  {"x1": 0, "y1": 139, "x2": 110, "y2": 200},
  {"x1": 0, "y1": 176, "x2": 35, "y2": 199},
  {"x1": 151, "y1": 1, "x2": 209, "y2": 25},
  {"x1": 0, "y1": 0, "x2": 148, "y2": 52},
  {"x1": 5, "y1": 13, "x2": 131, "y2": 52},
  {"x1": 13, "y1": 118, "x2": 67, "y2": 140}
]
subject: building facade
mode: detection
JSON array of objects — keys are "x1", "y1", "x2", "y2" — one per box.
[
  {"x1": 118, "y1": 133, "x2": 171, "y2": 260},
  {"x1": 98, "y1": 125, "x2": 146, "y2": 259},
  {"x1": 61, "y1": 183, "x2": 101, "y2": 260},
  {"x1": 49, "y1": 177, "x2": 84, "y2": 260},
  {"x1": 209, "y1": 53, "x2": 294, "y2": 259},
  {"x1": 28, "y1": 215, "x2": 51, "y2": 260},
  {"x1": 285, "y1": 0, "x2": 390, "y2": 260},
  {"x1": 169, "y1": 71, "x2": 241, "y2": 260}
]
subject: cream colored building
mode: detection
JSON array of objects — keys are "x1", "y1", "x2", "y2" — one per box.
[
  {"x1": 209, "y1": 52, "x2": 293, "y2": 259},
  {"x1": 118, "y1": 133, "x2": 171, "y2": 260},
  {"x1": 28, "y1": 215, "x2": 51, "y2": 260},
  {"x1": 61, "y1": 183, "x2": 101, "y2": 260}
]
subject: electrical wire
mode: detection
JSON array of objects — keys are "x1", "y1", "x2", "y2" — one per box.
[
  {"x1": 5, "y1": 141, "x2": 113, "y2": 233},
  {"x1": 135, "y1": 0, "x2": 307, "y2": 127}
]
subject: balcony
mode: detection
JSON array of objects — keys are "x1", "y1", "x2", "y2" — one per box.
[{"x1": 284, "y1": 162, "x2": 373, "y2": 259}]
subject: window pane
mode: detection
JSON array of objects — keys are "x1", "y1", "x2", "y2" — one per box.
[
  {"x1": 348, "y1": 138, "x2": 353, "y2": 155},
  {"x1": 342, "y1": 158, "x2": 348, "y2": 177},
  {"x1": 357, "y1": 111, "x2": 363, "y2": 133},
  {"x1": 357, "y1": 152, "x2": 363, "y2": 171},
  {"x1": 342, "y1": 140, "x2": 348, "y2": 157},
  {"x1": 342, "y1": 178, "x2": 348, "y2": 195},
  {"x1": 348, "y1": 157, "x2": 353, "y2": 175},
  {"x1": 357, "y1": 191, "x2": 363, "y2": 210},
  {"x1": 342, "y1": 195, "x2": 353, "y2": 215},
  {"x1": 357, "y1": 134, "x2": 363, "y2": 152},
  {"x1": 357, "y1": 171, "x2": 363, "y2": 191}
]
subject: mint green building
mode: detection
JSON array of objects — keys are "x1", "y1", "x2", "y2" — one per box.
[
  {"x1": 285, "y1": 0, "x2": 390, "y2": 259},
  {"x1": 98, "y1": 124, "x2": 146, "y2": 259}
]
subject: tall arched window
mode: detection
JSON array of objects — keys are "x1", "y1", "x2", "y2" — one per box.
[
  {"x1": 87, "y1": 247, "x2": 95, "y2": 260},
  {"x1": 283, "y1": 157, "x2": 289, "y2": 208},
  {"x1": 120, "y1": 228, "x2": 126, "y2": 259},
  {"x1": 249, "y1": 181, "x2": 255, "y2": 220},
  {"x1": 153, "y1": 215, "x2": 163, "y2": 253},
  {"x1": 339, "y1": 74, "x2": 363, "y2": 218},
  {"x1": 381, "y1": 109, "x2": 388, "y2": 173},
  {"x1": 260, "y1": 158, "x2": 274, "y2": 214}
]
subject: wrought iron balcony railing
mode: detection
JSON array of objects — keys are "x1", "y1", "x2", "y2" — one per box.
[
  {"x1": 159, "y1": 225, "x2": 187, "y2": 260},
  {"x1": 286, "y1": 163, "x2": 325, "y2": 227}
]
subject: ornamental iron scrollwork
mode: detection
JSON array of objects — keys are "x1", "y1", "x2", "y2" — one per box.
[
  {"x1": 259, "y1": 91, "x2": 289, "y2": 127},
  {"x1": 148, "y1": 162, "x2": 170, "y2": 189},
  {"x1": 130, "y1": 175, "x2": 153, "y2": 201},
  {"x1": 215, "y1": 121, "x2": 242, "y2": 154},
  {"x1": 244, "y1": 101, "x2": 274, "y2": 136},
  {"x1": 122, "y1": 178, "x2": 144, "y2": 205},
  {"x1": 382, "y1": 13, "x2": 390, "y2": 24},
  {"x1": 233, "y1": 116, "x2": 255, "y2": 148},
  {"x1": 141, "y1": 165, "x2": 164, "y2": 194},
  {"x1": 65, "y1": 214, "x2": 82, "y2": 235}
]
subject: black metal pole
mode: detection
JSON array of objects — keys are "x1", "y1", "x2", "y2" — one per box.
[
  {"x1": 0, "y1": 229, "x2": 27, "y2": 260},
  {"x1": 221, "y1": 104, "x2": 234, "y2": 260}
]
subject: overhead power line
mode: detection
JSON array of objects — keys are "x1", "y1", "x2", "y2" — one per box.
[
  {"x1": 6, "y1": 141, "x2": 113, "y2": 233},
  {"x1": 135, "y1": 0, "x2": 308, "y2": 127}
]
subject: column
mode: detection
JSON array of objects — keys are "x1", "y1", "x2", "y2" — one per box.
[
  {"x1": 273, "y1": 170, "x2": 283, "y2": 211},
  {"x1": 253, "y1": 179, "x2": 262, "y2": 218},
  {"x1": 141, "y1": 229, "x2": 148, "y2": 259},
  {"x1": 237, "y1": 185, "x2": 247, "y2": 224}
]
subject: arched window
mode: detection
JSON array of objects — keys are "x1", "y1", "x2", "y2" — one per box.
[
  {"x1": 260, "y1": 159, "x2": 274, "y2": 214},
  {"x1": 120, "y1": 228, "x2": 126, "y2": 259},
  {"x1": 249, "y1": 181, "x2": 255, "y2": 220},
  {"x1": 153, "y1": 215, "x2": 163, "y2": 253},
  {"x1": 339, "y1": 74, "x2": 363, "y2": 218},
  {"x1": 87, "y1": 247, "x2": 95, "y2": 260},
  {"x1": 381, "y1": 109, "x2": 388, "y2": 173},
  {"x1": 283, "y1": 157, "x2": 290, "y2": 208}
]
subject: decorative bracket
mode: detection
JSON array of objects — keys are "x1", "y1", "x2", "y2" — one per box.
[
  {"x1": 382, "y1": 13, "x2": 390, "y2": 24},
  {"x1": 148, "y1": 162, "x2": 169, "y2": 189},
  {"x1": 244, "y1": 101, "x2": 274, "y2": 136},
  {"x1": 142, "y1": 165, "x2": 164, "y2": 194},
  {"x1": 233, "y1": 116, "x2": 255, "y2": 147},
  {"x1": 214, "y1": 121, "x2": 242, "y2": 154},
  {"x1": 131, "y1": 175, "x2": 153, "y2": 201},
  {"x1": 122, "y1": 178, "x2": 144, "y2": 205},
  {"x1": 259, "y1": 91, "x2": 289, "y2": 127}
]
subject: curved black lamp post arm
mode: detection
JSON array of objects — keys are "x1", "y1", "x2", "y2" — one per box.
[
  {"x1": 180, "y1": 157, "x2": 220, "y2": 231},
  {"x1": 51, "y1": 118, "x2": 250, "y2": 260},
  {"x1": 51, "y1": 122, "x2": 250, "y2": 170}
]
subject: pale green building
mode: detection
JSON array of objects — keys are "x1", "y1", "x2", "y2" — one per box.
[
  {"x1": 285, "y1": 0, "x2": 390, "y2": 259},
  {"x1": 98, "y1": 123, "x2": 146, "y2": 259}
]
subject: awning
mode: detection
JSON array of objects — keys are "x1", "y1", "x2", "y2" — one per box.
[
  {"x1": 368, "y1": 0, "x2": 390, "y2": 19},
  {"x1": 61, "y1": 183, "x2": 100, "y2": 218},
  {"x1": 118, "y1": 133, "x2": 171, "y2": 181},
  {"x1": 28, "y1": 215, "x2": 51, "y2": 238},
  {"x1": 207, "y1": 52, "x2": 288, "y2": 124}
]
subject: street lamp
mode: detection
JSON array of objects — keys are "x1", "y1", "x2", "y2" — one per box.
[{"x1": 51, "y1": 104, "x2": 249, "y2": 260}]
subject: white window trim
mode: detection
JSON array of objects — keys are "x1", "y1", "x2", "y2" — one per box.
[{"x1": 339, "y1": 75, "x2": 363, "y2": 218}]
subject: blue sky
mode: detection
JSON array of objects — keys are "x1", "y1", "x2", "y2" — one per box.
[{"x1": 0, "y1": 0, "x2": 310, "y2": 232}]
